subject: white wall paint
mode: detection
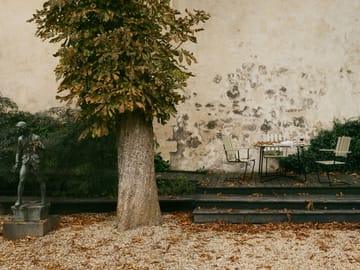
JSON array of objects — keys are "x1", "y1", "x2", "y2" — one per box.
[{"x1": 0, "y1": 0, "x2": 59, "y2": 112}]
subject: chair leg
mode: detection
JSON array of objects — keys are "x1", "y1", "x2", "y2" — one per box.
[
  {"x1": 265, "y1": 158, "x2": 268, "y2": 176},
  {"x1": 317, "y1": 164, "x2": 349, "y2": 186},
  {"x1": 330, "y1": 165, "x2": 350, "y2": 186},
  {"x1": 316, "y1": 164, "x2": 331, "y2": 185},
  {"x1": 303, "y1": 167, "x2": 307, "y2": 182},
  {"x1": 242, "y1": 162, "x2": 248, "y2": 181},
  {"x1": 326, "y1": 171, "x2": 332, "y2": 186},
  {"x1": 250, "y1": 160, "x2": 255, "y2": 180},
  {"x1": 316, "y1": 163, "x2": 321, "y2": 183}
]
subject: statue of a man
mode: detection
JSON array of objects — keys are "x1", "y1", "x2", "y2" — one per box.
[{"x1": 12, "y1": 121, "x2": 46, "y2": 207}]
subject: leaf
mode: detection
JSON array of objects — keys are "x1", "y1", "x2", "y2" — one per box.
[
  {"x1": 112, "y1": 73, "x2": 120, "y2": 80},
  {"x1": 135, "y1": 101, "x2": 145, "y2": 111},
  {"x1": 118, "y1": 103, "x2": 125, "y2": 113},
  {"x1": 178, "y1": 52, "x2": 183, "y2": 63},
  {"x1": 29, "y1": 0, "x2": 210, "y2": 137}
]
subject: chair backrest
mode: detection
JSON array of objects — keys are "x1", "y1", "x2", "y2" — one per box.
[
  {"x1": 262, "y1": 133, "x2": 285, "y2": 156},
  {"x1": 222, "y1": 135, "x2": 233, "y2": 151},
  {"x1": 335, "y1": 136, "x2": 351, "y2": 157},
  {"x1": 263, "y1": 134, "x2": 283, "y2": 143},
  {"x1": 222, "y1": 135, "x2": 238, "y2": 161}
]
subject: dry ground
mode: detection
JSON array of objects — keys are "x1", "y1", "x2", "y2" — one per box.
[{"x1": 1, "y1": 212, "x2": 360, "y2": 270}]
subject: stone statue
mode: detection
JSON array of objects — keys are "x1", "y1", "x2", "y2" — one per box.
[{"x1": 12, "y1": 121, "x2": 46, "y2": 207}]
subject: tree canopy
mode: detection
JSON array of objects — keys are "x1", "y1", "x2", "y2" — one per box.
[{"x1": 29, "y1": 0, "x2": 210, "y2": 138}]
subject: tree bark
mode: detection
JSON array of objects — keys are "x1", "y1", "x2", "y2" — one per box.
[{"x1": 116, "y1": 111, "x2": 162, "y2": 231}]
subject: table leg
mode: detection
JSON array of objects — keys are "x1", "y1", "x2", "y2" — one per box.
[
  {"x1": 258, "y1": 146, "x2": 264, "y2": 178},
  {"x1": 296, "y1": 145, "x2": 307, "y2": 182}
]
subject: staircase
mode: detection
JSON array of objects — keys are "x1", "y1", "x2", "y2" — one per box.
[{"x1": 192, "y1": 173, "x2": 360, "y2": 224}]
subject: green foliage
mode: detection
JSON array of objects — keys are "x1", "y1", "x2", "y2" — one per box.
[
  {"x1": 280, "y1": 118, "x2": 360, "y2": 172},
  {"x1": 154, "y1": 152, "x2": 171, "y2": 172},
  {"x1": 0, "y1": 94, "x2": 18, "y2": 113},
  {"x1": 29, "y1": 0, "x2": 210, "y2": 138},
  {"x1": 157, "y1": 176, "x2": 196, "y2": 195},
  {"x1": 0, "y1": 95, "x2": 175, "y2": 197}
]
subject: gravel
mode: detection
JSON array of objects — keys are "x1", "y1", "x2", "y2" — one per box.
[{"x1": 1, "y1": 212, "x2": 359, "y2": 270}]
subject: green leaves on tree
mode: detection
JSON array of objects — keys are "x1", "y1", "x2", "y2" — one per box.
[{"x1": 29, "y1": 0, "x2": 210, "y2": 138}]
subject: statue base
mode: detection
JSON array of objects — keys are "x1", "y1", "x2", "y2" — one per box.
[
  {"x1": 11, "y1": 201, "x2": 50, "y2": 221},
  {"x1": 3, "y1": 201, "x2": 59, "y2": 239},
  {"x1": 3, "y1": 216, "x2": 59, "y2": 239}
]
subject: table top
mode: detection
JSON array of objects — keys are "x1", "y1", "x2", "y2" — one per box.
[{"x1": 254, "y1": 141, "x2": 310, "y2": 147}]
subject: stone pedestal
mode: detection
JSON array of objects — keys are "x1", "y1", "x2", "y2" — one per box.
[
  {"x1": 11, "y1": 202, "x2": 50, "y2": 221},
  {"x1": 3, "y1": 201, "x2": 59, "y2": 240}
]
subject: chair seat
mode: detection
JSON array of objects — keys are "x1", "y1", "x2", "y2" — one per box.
[
  {"x1": 315, "y1": 136, "x2": 351, "y2": 186},
  {"x1": 316, "y1": 160, "x2": 346, "y2": 165},
  {"x1": 222, "y1": 135, "x2": 255, "y2": 180},
  {"x1": 239, "y1": 158, "x2": 255, "y2": 163}
]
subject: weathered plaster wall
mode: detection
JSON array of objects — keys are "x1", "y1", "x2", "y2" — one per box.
[
  {"x1": 1, "y1": 1, "x2": 360, "y2": 171},
  {"x1": 155, "y1": 0, "x2": 360, "y2": 171},
  {"x1": 0, "y1": 0, "x2": 59, "y2": 112}
]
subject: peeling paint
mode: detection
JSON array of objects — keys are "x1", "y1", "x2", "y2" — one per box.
[
  {"x1": 226, "y1": 85, "x2": 240, "y2": 99},
  {"x1": 186, "y1": 135, "x2": 201, "y2": 148},
  {"x1": 293, "y1": 117, "x2": 306, "y2": 128},
  {"x1": 243, "y1": 123, "x2": 257, "y2": 131},
  {"x1": 258, "y1": 65, "x2": 267, "y2": 75},
  {"x1": 260, "y1": 120, "x2": 272, "y2": 133},
  {"x1": 206, "y1": 120, "x2": 218, "y2": 129},
  {"x1": 233, "y1": 107, "x2": 248, "y2": 115},
  {"x1": 302, "y1": 98, "x2": 315, "y2": 109},
  {"x1": 270, "y1": 110, "x2": 277, "y2": 118},
  {"x1": 213, "y1": 74, "x2": 222, "y2": 84},
  {"x1": 265, "y1": 89, "x2": 276, "y2": 98},
  {"x1": 252, "y1": 107, "x2": 262, "y2": 118},
  {"x1": 279, "y1": 86, "x2": 287, "y2": 93}
]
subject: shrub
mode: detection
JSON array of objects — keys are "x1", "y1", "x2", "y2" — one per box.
[
  {"x1": 280, "y1": 117, "x2": 360, "y2": 172},
  {"x1": 156, "y1": 176, "x2": 196, "y2": 195},
  {"x1": 154, "y1": 152, "x2": 171, "y2": 172},
  {"x1": 0, "y1": 95, "x2": 175, "y2": 197}
]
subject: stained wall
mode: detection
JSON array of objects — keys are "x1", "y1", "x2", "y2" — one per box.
[
  {"x1": 1, "y1": 0, "x2": 360, "y2": 171},
  {"x1": 0, "y1": 0, "x2": 59, "y2": 112},
  {"x1": 155, "y1": 0, "x2": 360, "y2": 171}
]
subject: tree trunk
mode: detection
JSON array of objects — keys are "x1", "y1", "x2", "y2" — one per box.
[{"x1": 116, "y1": 111, "x2": 162, "y2": 231}]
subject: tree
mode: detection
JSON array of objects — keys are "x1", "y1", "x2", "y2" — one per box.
[{"x1": 29, "y1": 0, "x2": 209, "y2": 230}]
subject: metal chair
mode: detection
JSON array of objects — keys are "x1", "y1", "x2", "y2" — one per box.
[
  {"x1": 262, "y1": 134, "x2": 288, "y2": 176},
  {"x1": 222, "y1": 135, "x2": 255, "y2": 180},
  {"x1": 315, "y1": 136, "x2": 351, "y2": 185}
]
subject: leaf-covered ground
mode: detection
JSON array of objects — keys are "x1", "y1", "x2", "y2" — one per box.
[{"x1": 1, "y1": 212, "x2": 359, "y2": 270}]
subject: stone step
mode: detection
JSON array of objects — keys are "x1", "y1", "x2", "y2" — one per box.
[
  {"x1": 194, "y1": 194, "x2": 360, "y2": 210},
  {"x1": 196, "y1": 172, "x2": 360, "y2": 196},
  {"x1": 197, "y1": 185, "x2": 360, "y2": 196},
  {"x1": 193, "y1": 208, "x2": 360, "y2": 224},
  {"x1": 0, "y1": 195, "x2": 196, "y2": 214}
]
